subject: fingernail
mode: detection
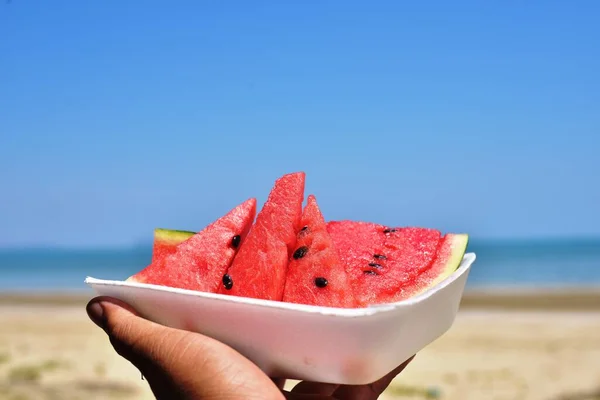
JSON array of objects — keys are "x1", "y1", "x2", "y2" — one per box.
[{"x1": 87, "y1": 301, "x2": 106, "y2": 330}]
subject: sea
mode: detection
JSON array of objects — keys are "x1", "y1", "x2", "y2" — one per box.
[{"x1": 0, "y1": 238, "x2": 599, "y2": 292}]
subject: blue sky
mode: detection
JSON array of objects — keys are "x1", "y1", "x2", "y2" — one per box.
[{"x1": 1, "y1": 1, "x2": 599, "y2": 248}]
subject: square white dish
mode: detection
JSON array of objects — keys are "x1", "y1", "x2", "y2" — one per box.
[{"x1": 85, "y1": 252, "x2": 476, "y2": 385}]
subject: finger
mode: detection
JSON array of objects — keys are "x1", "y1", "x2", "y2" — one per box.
[
  {"x1": 86, "y1": 296, "x2": 283, "y2": 400},
  {"x1": 291, "y1": 381, "x2": 339, "y2": 395},
  {"x1": 364, "y1": 355, "x2": 416, "y2": 395},
  {"x1": 332, "y1": 355, "x2": 415, "y2": 400},
  {"x1": 88, "y1": 296, "x2": 219, "y2": 398},
  {"x1": 88, "y1": 296, "x2": 202, "y2": 370},
  {"x1": 87, "y1": 296, "x2": 195, "y2": 398}
]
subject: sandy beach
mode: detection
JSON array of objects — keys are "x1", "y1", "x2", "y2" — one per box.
[{"x1": 1, "y1": 292, "x2": 599, "y2": 400}]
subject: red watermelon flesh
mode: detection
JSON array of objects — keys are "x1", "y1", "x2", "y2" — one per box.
[
  {"x1": 151, "y1": 228, "x2": 195, "y2": 264},
  {"x1": 327, "y1": 221, "x2": 466, "y2": 306},
  {"x1": 282, "y1": 195, "x2": 357, "y2": 308},
  {"x1": 128, "y1": 198, "x2": 257, "y2": 293},
  {"x1": 218, "y1": 172, "x2": 305, "y2": 301}
]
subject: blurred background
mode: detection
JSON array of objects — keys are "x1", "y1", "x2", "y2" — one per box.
[{"x1": 1, "y1": 1, "x2": 599, "y2": 399}]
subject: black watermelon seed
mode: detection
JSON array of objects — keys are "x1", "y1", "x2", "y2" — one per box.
[
  {"x1": 363, "y1": 270, "x2": 378, "y2": 275},
  {"x1": 231, "y1": 235, "x2": 241, "y2": 248},
  {"x1": 300, "y1": 225, "x2": 309, "y2": 232},
  {"x1": 383, "y1": 228, "x2": 397, "y2": 234},
  {"x1": 315, "y1": 277, "x2": 328, "y2": 288},
  {"x1": 373, "y1": 254, "x2": 387, "y2": 260},
  {"x1": 222, "y1": 274, "x2": 233, "y2": 290},
  {"x1": 293, "y1": 246, "x2": 309, "y2": 259},
  {"x1": 368, "y1": 262, "x2": 383, "y2": 269}
]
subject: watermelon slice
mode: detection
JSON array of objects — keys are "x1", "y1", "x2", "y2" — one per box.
[
  {"x1": 327, "y1": 221, "x2": 468, "y2": 306},
  {"x1": 151, "y1": 228, "x2": 195, "y2": 264},
  {"x1": 127, "y1": 198, "x2": 257, "y2": 293},
  {"x1": 218, "y1": 172, "x2": 305, "y2": 301},
  {"x1": 282, "y1": 195, "x2": 357, "y2": 308},
  {"x1": 407, "y1": 233, "x2": 469, "y2": 296},
  {"x1": 125, "y1": 171, "x2": 470, "y2": 308}
]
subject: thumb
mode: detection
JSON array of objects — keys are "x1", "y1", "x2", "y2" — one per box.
[
  {"x1": 87, "y1": 297, "x2": 192, "y2": 373},
  {"x1": 87, "y1": 296, "x2": 283, "y2": 400}
]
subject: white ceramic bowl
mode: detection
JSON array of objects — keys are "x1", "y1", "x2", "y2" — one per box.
[{"x1": 85, "y1": 252, "x2": 476, "y2": 385}]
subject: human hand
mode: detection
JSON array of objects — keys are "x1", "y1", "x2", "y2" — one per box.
[{"x1": 86, "y1": 296, "x2": 415, "y2": 400}]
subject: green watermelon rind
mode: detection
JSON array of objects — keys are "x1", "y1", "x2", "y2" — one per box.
[{"x1": 154, "y1": 228, "x2": 196, "y2": 244}]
